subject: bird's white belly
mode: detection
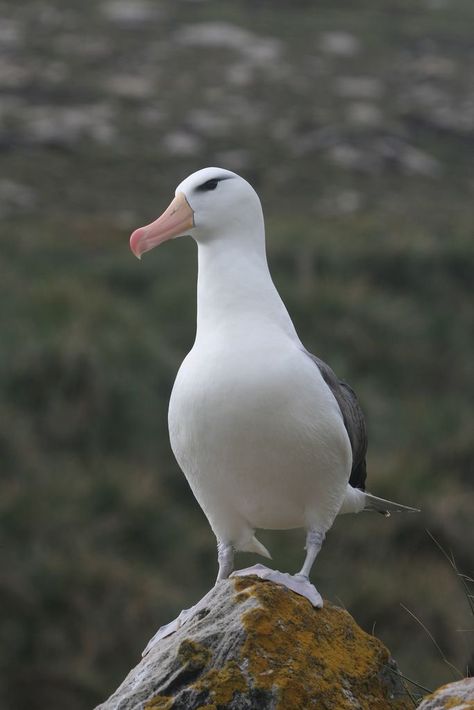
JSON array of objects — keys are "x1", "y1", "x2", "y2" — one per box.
[{"x1": 168, "y1": 336, "x2": 352, "y2": 542}]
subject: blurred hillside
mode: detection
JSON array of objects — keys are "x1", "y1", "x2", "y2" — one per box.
[{"x1": 0, "y1": 0, "x2": 473, "y2": 708}]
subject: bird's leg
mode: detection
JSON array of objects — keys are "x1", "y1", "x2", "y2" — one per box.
[
  {"x1": 216, "y1": 541, "x2": 234, "y2": 581},
  {"x1": 278, "y1": 527, "x2": 324, "y2": 606},
  {"x1": 143, "y1": 541, "x2": 235, "y2": 654},
  {"x1": 232, "y1": 528, "x2": 325, "y2": 608},
  {"x1": 142, "y1": 540, "x2": 234, "y2": 656},
  {"x1": 295, "y1": 529, "x2": 325, "y2": 580}
]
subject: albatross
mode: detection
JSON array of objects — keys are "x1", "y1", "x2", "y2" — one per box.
[{"x1": 130, "y1": 167, "x2": 418, "y2": 651}]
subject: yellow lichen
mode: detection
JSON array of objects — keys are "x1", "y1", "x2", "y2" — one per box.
[
  {"x1": 146, "y1": 577, "x2": 412, "y2": 709},
  {"x1": 176, "y1": 638, "x2": 211, "y2": 670},
  {"x1": 234, "y1": 576, "x2": 411, "y2": 710},
  {"x1": 144, "y1": 640, "x2": 211, "y2": 709},
  {"x1": 419, "y1": 679, "x2": 474, "y2": 710},
  {"x1": 144, "y1": 695, "x2": 174, "y2": 710},
  {"x1": 191, "y1": 659, "x2": 247, "y2": 705},
  {"x1": 442, "y1": 695, "x2": 474, "y2": 709}
]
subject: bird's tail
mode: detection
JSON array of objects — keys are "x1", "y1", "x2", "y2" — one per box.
[
  {"x1": 239, "y1": 535, "x2": 272, "y2": 559},
  {"x1": 363, "y1": 492, "x2": 420, "y2": 517}
]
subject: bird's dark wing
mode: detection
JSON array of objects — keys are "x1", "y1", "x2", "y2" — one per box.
[{"x1": 303, "y1": 350, "x2": 368, "y2": 490}]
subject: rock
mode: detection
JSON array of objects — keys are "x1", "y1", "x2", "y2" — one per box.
[
  {"x1": 174, "y1": 22, "x2": 282, "y2": 66},
  {"x1": 105, "y1": 74, "x2": 156, "y2": 100},
  {"x1": 96, "y1": 576, "x2": 412, "y2": 709},
  {"x1": 346, "y1": 102, "x2": 383, "y2": 127},
  {"x1": 101, "y1": 1, "x2": 159, "y2": 26},
  {"x1": 23, "y1": 104, "x2": 115, "y2": 147},
  {"x1": 335, "y1": 76, "x2": 384, "y2": 100},
  {"x1": 0, "y1": 179, "x2": 36, "y2": 216},
  {"x1": 162, "y1": 131, "x2": 202, "y2": 157},
  {"x1": 326, "y1": 137, "x2": 441, "y2": 177},
  {"x1": 319, "y1": 31, "x2": 361, "y2": 57},
  {"x1": 0, "y1": 19, "x2": 23, "y2": 49},
  {"x1": 418, "y1": 677, "x2": 474, "y2": 709}
]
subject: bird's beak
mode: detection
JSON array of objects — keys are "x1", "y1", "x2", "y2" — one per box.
[{"x1": 130, "y1": 192, "x2": 194, "y2": 259}]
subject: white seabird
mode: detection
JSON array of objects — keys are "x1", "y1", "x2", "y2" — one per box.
[{"x1": 130, "y1": 167, "x2": 418, "y2": 651}]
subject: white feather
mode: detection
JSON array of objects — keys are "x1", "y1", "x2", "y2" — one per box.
[{"x1": 168, "y1": 169, "x2": 353, "y2": 553}]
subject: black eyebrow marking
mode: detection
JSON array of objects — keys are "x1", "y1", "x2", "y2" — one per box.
[
  {"x1": 196, "y1": 178, "x2": 219, "y2": 191},
  {"x1": 195, "y1": 176, "x2": 233, "y2": 192}
]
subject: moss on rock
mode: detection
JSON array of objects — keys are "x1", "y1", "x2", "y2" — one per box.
[
  {"x1": 418, "y1": 677, "x2": 474, "y2": 710},
  {"x1": 235, "y1": 576, "x2": 409, "y2": 709},
  {"x1": 97, "y1": 576, "x2": 412, "y2": 709}
]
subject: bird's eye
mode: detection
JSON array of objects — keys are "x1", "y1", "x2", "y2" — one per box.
[{"x1": 196, "y1": 178, "x2": 219, "y2": 192}]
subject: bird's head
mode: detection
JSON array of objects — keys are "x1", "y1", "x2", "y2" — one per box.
[{"x1": 129, "y1": 167, "x2": 263, "y2": 259}]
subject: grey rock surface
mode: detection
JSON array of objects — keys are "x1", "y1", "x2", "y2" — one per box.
[
  {"x1": 418, "y1": 677, "x2": 474, "y2": 710},
  {"x1": 96, "y1": 575, "x2": 411, "y2": 710}
]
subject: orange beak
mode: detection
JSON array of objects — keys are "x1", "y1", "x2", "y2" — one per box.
[{"x1": 130, "y1": 192, "x2": 194, "y2": 259}]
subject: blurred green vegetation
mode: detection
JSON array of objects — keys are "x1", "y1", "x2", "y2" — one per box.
[{"x1": 0, "y1": 0, "x2": 473, "y2": 708}]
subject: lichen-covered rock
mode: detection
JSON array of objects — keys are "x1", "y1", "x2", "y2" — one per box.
[
  {"x1": 96, "y1": 576, "x2": 411, "y2": 709},
  {"x1": 418, "y1": 677, "x2": 474, "y2": 710}
]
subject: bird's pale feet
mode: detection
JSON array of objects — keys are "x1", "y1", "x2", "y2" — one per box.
[
  {"x1": 142, "y1": 593, "x2": 212, "y2": 656},
  {"x1": 231, "y1": 563, "x2": 323, "y2": 607}
]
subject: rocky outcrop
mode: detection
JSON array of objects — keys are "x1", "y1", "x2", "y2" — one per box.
[
  {"x1": 418, "y1": 677, "x2": 474, "y2": 710},
  {"x1": 96, "y1": 575, "x2": 411, "y2": 709}
]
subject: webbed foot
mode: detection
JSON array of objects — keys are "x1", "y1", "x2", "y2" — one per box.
[
  {"x1": 142, "y1": 593, "x2": 212, "y2": 656},
  {"x1": 231, "y1": 563, "x2": 323, "y2": 607}
]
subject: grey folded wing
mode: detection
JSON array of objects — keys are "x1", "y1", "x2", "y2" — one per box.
[{"x1": 303, "y1": 350, "x2": 368, "y2": 491}]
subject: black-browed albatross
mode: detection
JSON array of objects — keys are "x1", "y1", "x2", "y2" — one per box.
[{"x1": 130, "y1": 167, "x2": 418, "y2": 652}]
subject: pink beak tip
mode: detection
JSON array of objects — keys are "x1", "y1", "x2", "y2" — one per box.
[
  {"x1": 129, "y1": 227, "x2": 146, "y2": 259},
  {"x1": 129, "y1": 192, "x2": 194, "y2": 259}
]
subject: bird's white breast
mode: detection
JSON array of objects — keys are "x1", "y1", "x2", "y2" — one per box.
[{"x1": 168, "y1": 323, "x2": 352, "y2": 541}]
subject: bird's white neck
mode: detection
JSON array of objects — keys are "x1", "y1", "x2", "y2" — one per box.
[{"x1": 195, "y1": 224, "x2": 298, "y2": 342}]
